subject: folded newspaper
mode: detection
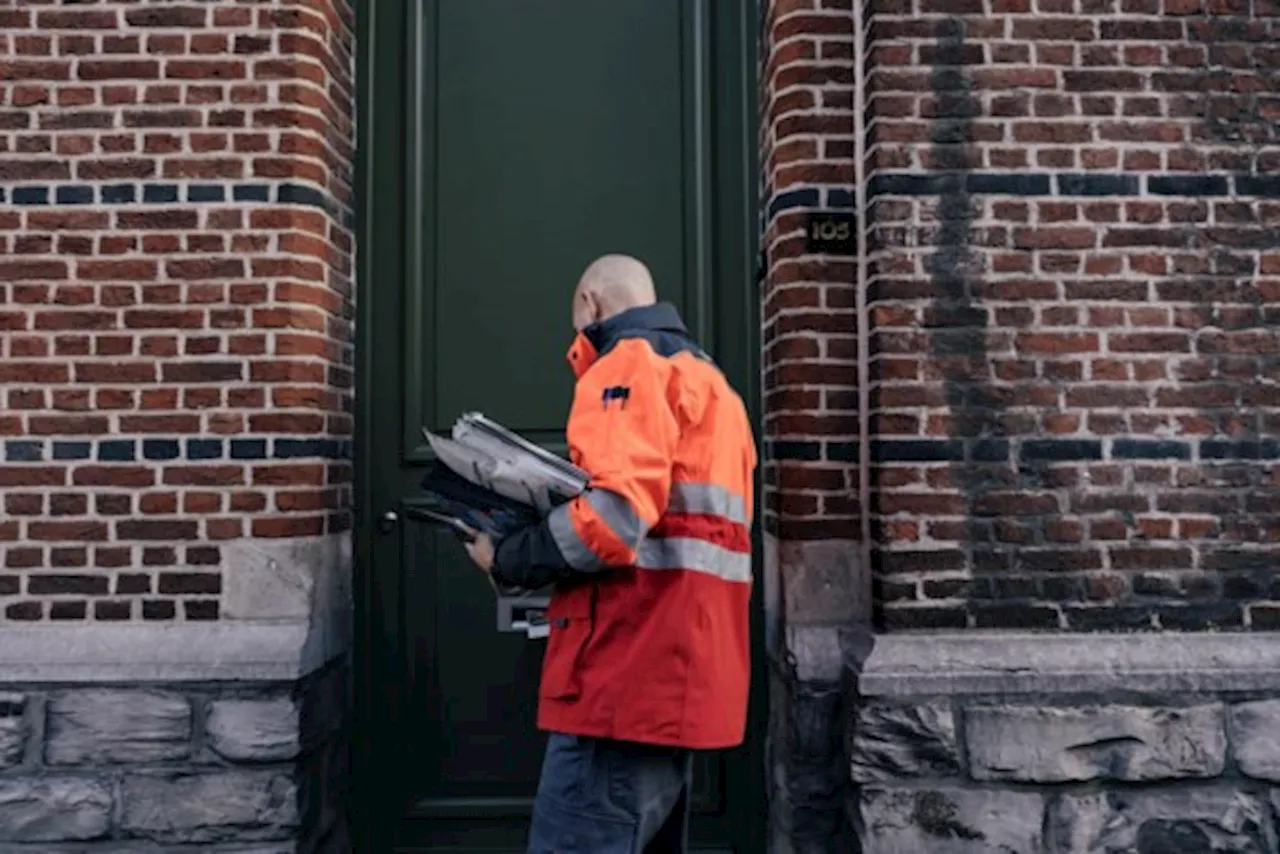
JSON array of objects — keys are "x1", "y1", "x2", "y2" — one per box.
[{"x1": 415, "y1": 413, "x2": 589, "y2": 636}]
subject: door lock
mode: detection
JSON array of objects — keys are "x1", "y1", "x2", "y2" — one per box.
[{"x1": 379, "y1": 510, "x2": 399, "y2": 534}]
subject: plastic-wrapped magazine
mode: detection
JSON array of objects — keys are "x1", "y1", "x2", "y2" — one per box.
[{"x1": 421, "y1": 412, "x2": 587, "y2": 515}]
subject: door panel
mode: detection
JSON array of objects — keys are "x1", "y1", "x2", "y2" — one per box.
[
  {"x1": 403, "y1": 0, "x2": 712, "y2": 455},
  {"x1": 358, "y1": 1, "x2": 761, "y2": 851}
]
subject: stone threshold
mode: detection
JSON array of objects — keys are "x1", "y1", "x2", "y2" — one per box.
[
  {"x1": 0, "y1": 623, "x2": 334, "y2": 683},
  {"x1": 860, "y1": 631, "x2": 1280, "y2": 696}
]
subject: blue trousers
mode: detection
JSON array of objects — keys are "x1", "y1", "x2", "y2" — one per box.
[{"x1": 527, "y1": 732, "x2": 694, "y2": 853}]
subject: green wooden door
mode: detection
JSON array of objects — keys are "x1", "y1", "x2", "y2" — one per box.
[{"x1": 355, "y1": 2, "x2": 762, "y2": 851}]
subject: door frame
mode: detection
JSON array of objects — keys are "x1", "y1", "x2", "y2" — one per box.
[{"x1": 352, "y1": 2, "x2": 764, "y2": 850}]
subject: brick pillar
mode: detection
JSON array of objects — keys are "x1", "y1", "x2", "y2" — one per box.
[
  {"x1": 758, "y1": 1, "x2": 860, "y2": 850},
  {"x1": 852, "y1": 4, "x2": 1280, "y2": 850},
  {"x1": 0, "y1": 3, "x2": 353, "y2": 849}
]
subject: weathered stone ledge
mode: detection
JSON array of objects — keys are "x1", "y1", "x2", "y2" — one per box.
[
  {"x1": 852, "y1": 632, "x2": 1280, "y2": 853},
  {"x1": 0, "y1": 623, "x2": 337, "y2": 683},
  {"x1": 859, "y1": 630, "x2": 1280, "y2": 696}
]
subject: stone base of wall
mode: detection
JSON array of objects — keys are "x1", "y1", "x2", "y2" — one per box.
[
  {"x1": 0, "y1": 657, "x2": 349, "y2": 852},
  {"x1": 853, "y1": 632, "x2": 1280, "y2": 854}
]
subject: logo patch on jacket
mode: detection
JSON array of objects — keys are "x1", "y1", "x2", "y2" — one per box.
[{"x1": 601, "y1": 385, "x2": 630, "y2": 410}]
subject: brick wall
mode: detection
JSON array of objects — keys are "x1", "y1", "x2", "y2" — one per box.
[
  {"x1": 760, "y1": 0, "x2": 858, "y2": 545},
  {"x1": 0, "y1": 0, "x2": 355, "y2": 624},
  {"x1": 867, "y1": 1, "x2": 1280, "y2": 631}
]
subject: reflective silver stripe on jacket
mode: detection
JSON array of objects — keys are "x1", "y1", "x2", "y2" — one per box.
[
  {"x1": 585, "y1": 487, "x2": 646, "y2": 549},
  {"x1": 635, "y1": 537, "x2": 752, "y2": 584},
  {"x1": 547, "y1": 502, "x2": 604, "y2": 572},
  {"x1": 667, "y1": 482, "x2": 748, "y2": 525}
]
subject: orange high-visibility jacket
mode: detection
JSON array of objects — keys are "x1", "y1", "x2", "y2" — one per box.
[{"x1": 491, "y1": 302, "x2": 757, "y2": 750}]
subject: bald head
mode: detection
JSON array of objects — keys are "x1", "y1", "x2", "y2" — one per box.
[{"x1": 572, "y1": 254, "x2": 657, "y2": 332}]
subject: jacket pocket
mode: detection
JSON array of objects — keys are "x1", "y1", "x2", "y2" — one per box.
[{"x1": 540, "y1": 587, "x2": 593, "y2": 701}]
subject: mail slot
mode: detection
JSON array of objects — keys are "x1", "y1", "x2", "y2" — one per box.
[{"x1": 497, "y1": 594, "x2": 551, "y2": 638}]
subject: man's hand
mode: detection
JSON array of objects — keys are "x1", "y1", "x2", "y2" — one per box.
[{"x1": 463, "y1": 530, "x2": 496, "y2": 574}]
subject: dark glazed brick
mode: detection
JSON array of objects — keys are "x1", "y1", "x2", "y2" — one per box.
[
  {"x1": 49, "y1": 600, "x2": 87, "y2": 620},
  {"x1": 185, "y1": 546, "x2": 221, "y2": 566},
  {"x1": 922, "y1": 578, "x2": 975, "y2": 599},
  {"x1": 828, "y1": 188, "x2": 854, "y2": 208},
  {"x1": 142, "y1": 599, "x2": 176, "y2": 620},
  {"x1": 1158, "y1": 604, "x2": 1243, "y2": 631},
  {"x1": 1148, "y1": 175, "x2": 1229, "y2": 196},
  {"x1": 1235, "y1": 174, "x2": 1280, "y2": 197},
  {"x1": 52, "y1": 442, "x2": 91, "y2": 460},
  {"x1": 972, "y1": 603, "x2": 1061, "y2": 629},
  {"x1": 873, "y1": 440, "x2": 964, "y2": 462},
  {"x1": 186, "y1": 439, "x2": 224, "y2": 460},
  {"x1": 5, "y1": 602, "x2": 42, "y2": 620},
  {"x1": 1201, "y1": 550, "x2": 1274, "y2": 572},
  {"x1": 0, "y1": 577, "x2": 17, "y2": 596},
  {"x1": 142, "y1": 183, "x2": 179, "y2": 203},
  {"x1": 5, "y1": 441, "x2": 43, "y2": 462},
  {"x1": 1015, "y1": 549, "x2": 1104, "y2": 571},
  {"x1": 27, "y1": 574, "x2": 109, "y2": 596},
  {"x1": 766, "y1": 187, "x2": 820, "y2": 221},
  {"x1": 117, "y1": 520, "x2": 198, "y2": 540},
  {"x1": 230, "y1": 439, "x2": 268, "y2": 460},
  {"x1": 12, "y1": 186, "x2": 48, "y2": 205},
  {"x1": 142, "y1": 547, "x2": 176, "y2": 566},
  {"x1": 1064, "y1": 605, "x2": 1156, "y2": 631},
  {"x1": 1253, "y1": 606, "x2": 1280, "y2": 630},
  {"x1": 277, "y1": 182, "x2": 329, "y2": 210},
  {"x1": 880, "y1": 605, "x2": 967, "y2": 630},
  {"x1": 100, "y1": 183, "x2": 136, "y2": 204},
  {"x1": 966, "y1": 173, "x2": 1051, "y2": 195},
  {"x1": 875, "y1": 549, "x2": 966, "y2": 574},
  {"x1": 97, "y1": 439, "x2": 136, "y2": 462},
  {"x1": 971, "y1": 439, "x2": 1011, "y2": 461},
  {"x1": 187, "y1": 184, "x2": 225, "y2": 202},
  {"x1": 143, "y1": 439, "x2": 180, "y2": 460},
  {"x1": 158, "y1": 572, "x2": 221, "y2": 595},
  {"x1": 232, "y1": 183, "x2": 270, "y2": 202},
  {"x1": 827, "y1": 442, "x2": 859, "y2": 462},
  {"x1": 94, "y1": 600, "x2": 132, "y2": 620},
  {"x1": 55, "y1": 185, "x2": 94, "y2": 205},
  {"x1": 184, "y1": 599, "x2": 219, "y2": 620},
  {"x1": 1056, "y1": 173, "x2": 1140, "y2": 196},
  {"x1": 1201, "y1": 440, "x2": 1280, "y2": 460},
  {"x1": 770, "y1": 441, "x2": 822, "y2": 461},
  {"x1": 1021, "y1": 439, "x2": 1103, "y2": 461},
  {"x1": 115, "y1": 573, "x2": 151, "y2": 594},
  {"x1": 1112, "y1": 439, "x2": 1191, "y2": 460},
  {"x1": 273, "y1": 438, "x2": 334, "y2": 459}
]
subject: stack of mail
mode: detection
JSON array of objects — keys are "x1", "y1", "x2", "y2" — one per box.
[
  {"x1": 430, "y1": 413, "x2": 587, "y2": 513},
  {"x1": 415, "y1": 412, "x2": 589, "y2": 549},
  {"x1": 422, "y1": 413, "x2": 588, "y2": 514},
  {"x1": 413, "y1": 413, "x2": 585, "y2": 634}
]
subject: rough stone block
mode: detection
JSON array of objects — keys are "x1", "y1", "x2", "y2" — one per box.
[
  {"x1": 1046, "y1": 788, "x2": 1274, "y2": 854},
  {"x1": 0, "y1": 693, "x2": 26, "y2": 769},
  {"x1": 1230, "y1": 700, "x2": 1280, "y2": 781},
  {"x1": 850, "y1": 701, "x2": 961, "y2": 782},
  {"x1": 0, "y1": 778, "x2": 113, "y2": 842},
  {"x1": 120, "y1": 771, "x2": 299, "y2": 843},
  {"x1": 207, "y1": 697, "x2": 301, "y2": 762},
  {"x1": 966, "y1": 703, "x2": 1225, "y2": 782},
  {"x1": 46, "y1": 689, "x2": 191, "y2": 765},
  {"x1": 860, "y1": 786, "x2": 1044, "y2": 854}
]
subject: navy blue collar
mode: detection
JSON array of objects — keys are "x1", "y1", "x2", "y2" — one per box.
[{"x1": 583, "y1": 302, "x2": 689, "y2": 355}]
